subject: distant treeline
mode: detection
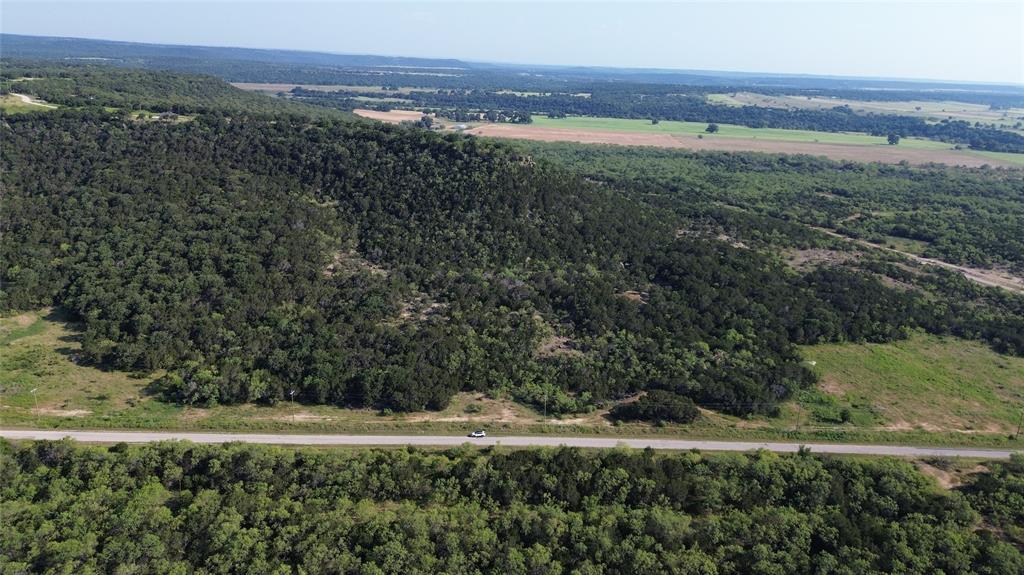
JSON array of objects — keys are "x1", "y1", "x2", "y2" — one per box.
[
  {"x1": 3, "y1": 440, "x2": 1023, "y2": 574},
  {"x1": 0, "y1": 62, "x2": 345, "y2": 117}
]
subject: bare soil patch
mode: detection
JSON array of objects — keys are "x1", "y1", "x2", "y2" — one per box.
[
  {"x1": 785, "y1": 248, "x2": 859, "y2": 271},
  {"x1": 536, "y1": 334, "x2": 581, "y2": 358},
  {"x1": 31, "y1": 408, "x2": 91, "y2": 417},
  {"x1": 179, "y1": 408, "x2": 212, "y2": 422},
  {"x1": 259, "y1": 412, "x2": 333, "y2": 423},
  {"x1": 464, "y1": 124, "x2": 1020, "y2": 168},
  {"x1": 6, "y1": 313, "x2": 38, "y2": 328},
  {"x1": 353, "y1": 109, "x2": 425, "y2": 123},
  {"x1": 618, "y1": 290, "x2": 648, "y2": 304}
]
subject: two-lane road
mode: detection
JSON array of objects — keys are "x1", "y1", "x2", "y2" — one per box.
[{"x1": 1, "y1": 430, "x2": 1019, "y2": 458}]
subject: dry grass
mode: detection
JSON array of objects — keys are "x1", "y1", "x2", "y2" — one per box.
[{"x1": 463, "y1": 123, "x2": 1022, "y2": 168}]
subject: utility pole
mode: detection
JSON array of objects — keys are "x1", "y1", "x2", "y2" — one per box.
[
  {"x1": 289, "y1": 389, "x2": 296, "y2": 423},
  {"x1": 1016, "y1": 409, "x2": 1023, "y2": 437}
]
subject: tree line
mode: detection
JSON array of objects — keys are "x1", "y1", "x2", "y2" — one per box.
[{"x1": 2, "y1": 440, "x2": 1022, "y2": 574}]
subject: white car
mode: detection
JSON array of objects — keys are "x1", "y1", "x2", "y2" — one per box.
[{"x1": 468, "y1": 430, "x2": 487, "y2": 438}]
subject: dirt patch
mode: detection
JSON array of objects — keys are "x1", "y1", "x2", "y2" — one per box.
[
  {"x1": 618, "y1": 290, "x2": 649, "y2": 304},
  {"x1": 353, "y1": 109, "x2": 426, "y2": 124},
  {"x1": 5, "y1": 312, "x2": 38, "y2": 328},
  {"x1": 259, "y1": 412, "x2": 333, "y2": 423},
  {"x1": 536, "y1": 334, "x2": 581, "y2": 358},
  {"x1": 786, "y1": 248, "x2": 859, "y2": 271},
  {"x1": 545, "y1": 416, "x2": 591, "y2": 425},
  {"x1": 179, "y1": 408, "x2": 211, "y2": 422},
  {"x1": 31, "y1": 408, "x2": 91, "y2": 417},
  {"x1": 915, "y1": 461, "x2": 988, "y2": 490},
  {"x1": 324, "y1": 249, "x2": 389, "y2": 278},
  {"x1": 881, "y1": 420, "x2": 915, "y2": 431},
  {"x1": 464, "y1": 124, "x2": 1021, "y2": 169},
  {"x1": 9, "y1": 93, "x2": 57, "y2": 109},
  {"x1": 819, "y1": 377, "x2": 846, "y2": 396}
]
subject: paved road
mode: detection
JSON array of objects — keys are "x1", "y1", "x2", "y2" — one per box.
[{"x1": 1, "y1": 430, "x2": 1018, "y2": 458}]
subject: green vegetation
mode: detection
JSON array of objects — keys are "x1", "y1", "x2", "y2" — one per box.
[
  {"x1": 800, "y1": 333, "x2": 1024, "y2": 434},
  {"x1": 3, "y1": 440, "x2": 1022, "y2": 574},
  {"x1": 2, "y1": 66, "x2": 1024, "y2": 436},
  {"x1": 964, "y1": 455, "x2": 1024, "y2": 546},
  {"x1": 973, "y1": 150, "x2": 1024, "y2": 167},
  {"x1": 516, "y1": 141, "x2": 1024, "y2": 273},
  {"x1": 0, "y1": 63, "x2": 346, "y2": 118},
  {"x1": 4, "y1": 309, "x2": 1023, "y2": 449},
  {"x1": 610, "y1": 390, "x2": 699, "y2": 424},
  {"x1": 0, "y1": 92, "x2": 55, "y2": 113}
]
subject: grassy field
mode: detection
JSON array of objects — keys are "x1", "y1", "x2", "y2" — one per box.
[
  {"x1": 2, "y1": 309, "x2": 1022, "y2": 448},
  {"x1": 529, "y1": 115, "x2": 954, "y2": 149},
  {"x1": 798, "y1": 333, "x2": 1024, "y2": 434},
  {"x1": 971, "y1": 150, "x2": 1024, "y2": 167},
  {"x1": 0, "y1": 93, "x2": 55, "y2": 114}
]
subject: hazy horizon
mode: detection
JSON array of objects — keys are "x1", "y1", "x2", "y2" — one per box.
[{"x1": 2, "y1": 1, "x2": 1022, "y2": 85}]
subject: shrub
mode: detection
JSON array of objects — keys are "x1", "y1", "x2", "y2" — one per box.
[{"x1": 610, "y1": 390, "x2": 699, "y2": 424}]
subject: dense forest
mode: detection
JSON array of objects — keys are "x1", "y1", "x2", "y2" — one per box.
[
  {"x1": 3, "y1": 65, "x2": 1024, "y2": 417},
  {"x1": 2, "y1": 440, "x2": 1022, "y2": 574},
  {"x1": 291, "y1": 87, "x2": 1024, "y2": 153},
  {"x1": 0, "y1": 62, "x2": 343, "y2": 117}
]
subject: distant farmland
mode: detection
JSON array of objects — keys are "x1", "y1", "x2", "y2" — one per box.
[
  {"x1": 471, "y1": 117, "x2": 1024, "y2": 168},
  {"x1": 709, "y1": 91, "x2": 1024, "y2": 133},
  {"x1": 349, "y1": 109, "x2": 1024, "y2": 168}
]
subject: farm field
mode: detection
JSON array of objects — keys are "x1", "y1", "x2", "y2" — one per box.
[
  {"x1": 709, "y1": 91, "x2": 1024, "y2": 132},
  {"x1": 529, "y1": 115, "x2": 953, "y2": 148},
  {"x1": 3, "y1": 309, "x2": 1022, "y2": 449},
  {"x1": 463, "y1": 120, "x2": 1023, "y2": 168},
  {"x1": 347, "y1": 109, "x2": 1023, "y2": 167}
]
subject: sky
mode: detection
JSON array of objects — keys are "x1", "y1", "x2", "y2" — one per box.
[{"x1": 2, "y1": 1, "x2": 1022, "y2": 85}]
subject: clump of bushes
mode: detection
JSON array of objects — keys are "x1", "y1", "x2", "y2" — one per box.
[{"x1": 610, "y1": 390, "x2": 699, "y2": 424}]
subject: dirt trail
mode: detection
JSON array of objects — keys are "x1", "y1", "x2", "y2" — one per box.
[
  {"x1": 813, "y1": 227, "x2": 1024, "y2": 294},
  {"x1": 10, "y1": 93, "x2": 57, "y2": 109}
]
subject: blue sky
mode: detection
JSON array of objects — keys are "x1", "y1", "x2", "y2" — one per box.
[{"x1": 3, "y1": 1, "x2": 1022, "y2": 84}]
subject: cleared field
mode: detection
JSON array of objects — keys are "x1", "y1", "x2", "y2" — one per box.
[
  {"x1": 798, "y1": 333, "x2": 1024, "y2": 434},
  {"x1": 530, "y1": 115, "x2": 952, "y2": 148},
  {"x1": 465, "y1": 121, "x2": 1023, "y2": 168},
  {"x1": 353, "y1": 108, "x2": 425, "y2": 123},
  {"x1": 0, "y1": 93, "x2": 56, "y2": 113},
  {"x1": 710, "y1": 91, "x2": 1024, "y2": 132},
  {"x1": 2, "y1": 309, "x2": 1022, "y2": 448}
]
